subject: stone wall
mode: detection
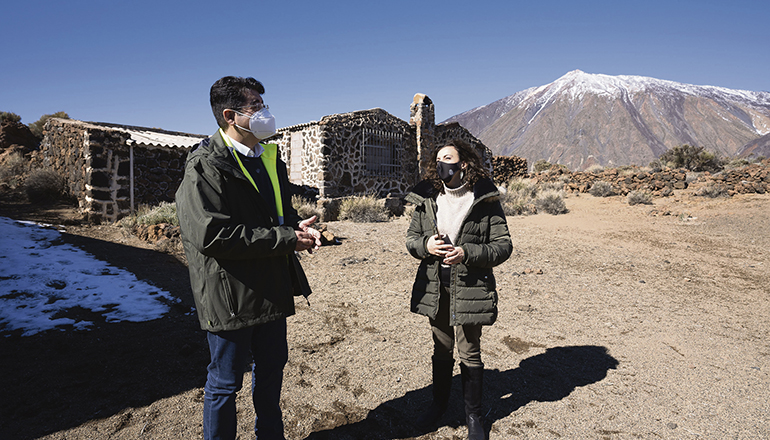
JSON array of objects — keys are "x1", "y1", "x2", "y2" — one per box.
[
  {"x1": 267, "y1": 123, "x2": 325, "y2": 193},
  {"x1": 529, "y1": 161, "x2": 770, "y2": 196},
  {"x1": 38, "y1": 119, "x2": 192, "y2": 223},
  {"x1": 701, "y1": 161, "x2": 770, "y2": 195},
  {"x1": 320, "y1": 109, "x2": 418, "y2": 197},
  {"x1": 530, "y1": 165, "x2": 689, "y2": 196},
  {"x1": 491, "y1": 155, "x2": 529, "y2": 183},
  {"x1": 132, "y1": 145, "x2": 189, "y2": 205}
]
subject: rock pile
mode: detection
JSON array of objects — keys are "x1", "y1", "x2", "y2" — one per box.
[
  {"x1": 701, "y1": 161, "x2": 770, "y2": 195},
  {"x1": 134, "y1": 223, "x2": 180, "y2": 243},
  {"x1": 0, "y1": 121, "x2": 39, "y2": 152}
]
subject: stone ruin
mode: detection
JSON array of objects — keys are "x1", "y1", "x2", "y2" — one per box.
[
  {"x1": 267, "y1": 93, "x2": 495, "y2": 201},
  {"x1": 265, "y1": 93, "x2": 501, "y2": 220},
  {"x1": 33, "y1": 94, "x2": 517, "y2": 223},
  {"x1": 38, "y1": 118, "x2": 204, "y2": 223}
]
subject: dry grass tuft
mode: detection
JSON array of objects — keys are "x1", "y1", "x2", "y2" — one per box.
[
  {"x1": 292, "y1": 195, "x2": 323, "y2": 220},
  {"x1": 627, "y1": 190, "x2": 653, "y2": 205},
  {"x1": 339, "y1": 195, "x2": 389, "y2": 223},
  {"x1": 589, "y1": 181, "x2": 615, "y2": 197}
]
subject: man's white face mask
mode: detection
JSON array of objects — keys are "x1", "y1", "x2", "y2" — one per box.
[{"x1": 235, "y1": 107, "x2": 276, "y2": 140}]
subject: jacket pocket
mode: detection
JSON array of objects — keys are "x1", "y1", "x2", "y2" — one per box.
[{"x1": 219, "y1": 271, "x2": 237, "y2": 317}]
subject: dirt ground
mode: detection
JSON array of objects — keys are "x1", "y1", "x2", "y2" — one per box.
[{"x1": 1, "y1": 187, "x2": 768, "y2": 439}]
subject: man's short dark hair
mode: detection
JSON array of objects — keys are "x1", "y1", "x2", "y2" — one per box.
[{"x1": 210, "y1": 76, "x2": 266, "y2": 129}]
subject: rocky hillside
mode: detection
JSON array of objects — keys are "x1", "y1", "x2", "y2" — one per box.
[
  {"x1": 738, "y1": 132, "x2": 770, "y2": 158},
  {"x1": 445, "y1": 70, "x2": 770, "y2": 170}
]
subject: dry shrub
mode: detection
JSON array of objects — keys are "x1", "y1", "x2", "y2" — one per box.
[
  {"x1": 589, "y1": 181, "x2": 615, "y2": 197},
  {"x1": 24, "y1": 168, "x2": 66, "y2": 202},
  {"x1": 338, "y1": 195, "x2": 389, "y2": 223},
  {"x1": 535, "y1": 189, "x2": 568, "y2": 215},
  {"x1": 118, "y1": 202, "x2": 179, "y2": 228},
  {"x1": 584, "y1": 164, "x2": 604, "y2": 174},
  {"x1": 292, "y1": 194, "x2": 322, "y2": 220},
  {"x1": 501, "y1": 178, "x2": 567, "y2": 216},
  {"x1": 723, "y1": 158, "x2": 751, "y2": 170},
  {"x1": 500, "y1": 178, "x2": 537, "y2": 216},
  {"x1": 532, "y1": 159, "x2": 553, "y2": 173},
  {"x1": 627, "y1": 190, "x2": 653, "y2": 205},
  {"x1": 695, "y1": 183, "x2": 729, "y2": 198},
  {"x1": 658, "y1": 144, "x2": 723, "y2": 172},
  {"x1": 659, "y1": 187, "x2": 674, "y2": 197},
  {"x1": 137, "y1": 202, "x2": 179, "y2": 226},
  {"x1": 0, "y1": 152, "x2": 28, "y2": 188}
]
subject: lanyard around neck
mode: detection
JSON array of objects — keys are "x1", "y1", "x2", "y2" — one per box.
[{"x1": 220, "y1": 129, "x2": 259, "y2": 193}]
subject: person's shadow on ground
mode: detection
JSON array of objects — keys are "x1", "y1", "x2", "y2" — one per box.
[{"x1": 303, "y1": 345, "x2": 619, "y2": 440}]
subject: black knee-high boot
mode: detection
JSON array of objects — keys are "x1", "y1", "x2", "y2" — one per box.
[
  {"x1": 461, "y1": 363, "x2": 485, "y2": 440},
  {"x1": 416, "y1": 356, "x2": 454, "y2": 429}
]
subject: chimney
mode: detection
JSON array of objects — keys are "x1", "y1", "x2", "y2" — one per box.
[{"x1": 410, "y1": 93, "x2": 435, "y2": 179}]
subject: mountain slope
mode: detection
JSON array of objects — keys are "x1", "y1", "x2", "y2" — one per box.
[{"x1": 445, "y1": 70, "x2": 770, "y2": 170}]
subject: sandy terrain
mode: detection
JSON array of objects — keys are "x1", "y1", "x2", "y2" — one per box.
[{"x1": 1, "y1": 188, "x2": 768, "y2": 439}]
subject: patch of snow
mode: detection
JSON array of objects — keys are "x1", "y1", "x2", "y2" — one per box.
[
  {"x1": 0, "y1": 217, "x2": 179, "y2": 336},
  {"x1": 551, "y1": 70, "x2": 770, "y2": 106}
]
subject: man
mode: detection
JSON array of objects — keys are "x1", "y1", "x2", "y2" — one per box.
[{"x1": 176, "y1": 76, "x2": 321, "y2": 440}]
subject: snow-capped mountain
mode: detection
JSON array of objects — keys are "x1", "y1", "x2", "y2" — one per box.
[{"x1": 444, "y1": 70, "x2": 770, "y2": 170}]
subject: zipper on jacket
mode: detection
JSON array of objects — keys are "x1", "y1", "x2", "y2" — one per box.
[{"x1": 219, "y1": 272, "x2": 237, "y2": 317}]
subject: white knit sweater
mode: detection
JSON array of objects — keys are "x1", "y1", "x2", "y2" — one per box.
[{"x1": 435, "y1": 183, "x2": 474, "y2": 246}]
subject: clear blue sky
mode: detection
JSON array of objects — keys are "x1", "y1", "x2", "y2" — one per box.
[{"x1": 2, "y1": 0, "x2": 768, "y2": 135}]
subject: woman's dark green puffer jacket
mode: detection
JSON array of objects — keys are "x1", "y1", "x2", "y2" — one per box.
[{"x1": 405, "y1": 178, "x2": 512, "y2": 326}]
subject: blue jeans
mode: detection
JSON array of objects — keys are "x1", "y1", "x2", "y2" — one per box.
[{"x1": 203, "y1": 318, "x2": 288, "y2": 440}]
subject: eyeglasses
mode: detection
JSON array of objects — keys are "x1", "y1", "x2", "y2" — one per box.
[{"x1": 237, "y1": 103, "x2": 268, "y2": 113}]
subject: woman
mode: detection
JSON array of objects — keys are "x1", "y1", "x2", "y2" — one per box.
[{"x1": 405, "y1": 139, "x2": 512, "y2": 440}]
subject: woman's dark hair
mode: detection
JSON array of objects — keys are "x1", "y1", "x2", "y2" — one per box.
[
  {"x1": 425, "y1": 138, "x2": 489, "y2": 192},
  {"x1": 210, "y1": 76, "x2": 265, "y2": 129}
]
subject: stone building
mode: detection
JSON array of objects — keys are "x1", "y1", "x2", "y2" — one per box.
[
  {"x1": 37, "y1": 94, "x2": 492, "y2": 222},
  {"x1": 39, "y1": 118, "x2": 205, "y2": 223},
  {"x1": 266, "y1": 93, "x2": 493, "y2": 198}
]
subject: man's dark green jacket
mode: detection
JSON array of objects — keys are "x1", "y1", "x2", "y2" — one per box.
[
  {"x1": 175, "y1": 130, "x2": 311, "y2": 332},
  {"x1": 405, "y1": 178, "x2": 512, "y2": 326}
]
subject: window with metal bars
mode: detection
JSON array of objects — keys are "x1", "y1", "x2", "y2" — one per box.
[{"x1": 363, "y1": 128, "x2": 403, "y2": 177}]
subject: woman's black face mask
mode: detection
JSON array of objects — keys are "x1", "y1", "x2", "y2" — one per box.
[{"x1": 436, "y1": 161, "x2": 462, "y2": 183}]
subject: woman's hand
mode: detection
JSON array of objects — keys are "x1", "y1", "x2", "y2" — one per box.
[
  {"x1": 427, "y1": 234, "x2": 454, "y2": 257},
  {"x1": 442, "y1": 246, "x2": 464, "y2": 265}
]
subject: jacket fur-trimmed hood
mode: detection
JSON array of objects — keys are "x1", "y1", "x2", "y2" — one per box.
[{"x1": 405, "y1": 178, "x2": 500, "y2": 205}]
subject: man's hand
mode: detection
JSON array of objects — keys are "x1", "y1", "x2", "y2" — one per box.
[{"x1": 297, "y1": 215, "x2": 322, "y2": 253}]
